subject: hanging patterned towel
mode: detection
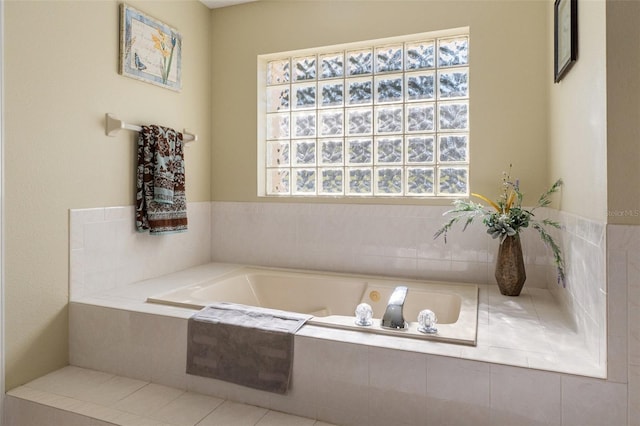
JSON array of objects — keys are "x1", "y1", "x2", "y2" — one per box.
[{"x1": 136, "y1": 125, "x2": 188, "y2": 234}]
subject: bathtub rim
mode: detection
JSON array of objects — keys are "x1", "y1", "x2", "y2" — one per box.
[{"x1": 146, "y1": 265, "x2": 479, "y2": 346}]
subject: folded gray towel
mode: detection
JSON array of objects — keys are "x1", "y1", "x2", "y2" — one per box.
[{"x1": 186, "y1": 302, "x2": 312, "y2": 394}]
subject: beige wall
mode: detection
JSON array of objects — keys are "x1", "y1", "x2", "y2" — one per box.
[
  {"x1": 6, "y1": 0, "x2": 631, "y2": 393},
  {"x1": 605, "y1": 0, "x2": 640, "y2": 226},
  {"x1": 548, "y1": 0, "x2": 640, "y2": 225},
  {"x1": 4, "y1": 0, "x2": 212, "y2": 389},
  {"x1": 548, "y1": 0, "x2": 608, "y2": 222},
  {"x1": 211, "y1": 0, "x2": 550, "y2": 204}
]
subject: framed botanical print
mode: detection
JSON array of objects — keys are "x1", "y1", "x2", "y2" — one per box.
[{"x1": 119, "y1": 4, "x2": 182, "y2": 91}]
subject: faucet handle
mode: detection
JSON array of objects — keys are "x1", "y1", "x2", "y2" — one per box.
[
  {"x1": 354, "y1": 303, "x2": 373, "y2": 326},
  {"x1": 417, "y1": 309, "x2": 438, "y2": 334}
]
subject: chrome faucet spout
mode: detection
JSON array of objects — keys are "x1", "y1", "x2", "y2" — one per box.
[{"x1": 381, "y1": 286, "x2": 408, "y2": 329}]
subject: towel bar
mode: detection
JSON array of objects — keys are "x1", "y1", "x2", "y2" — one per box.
[{"x1": 105, "y1": 113, "x2": 198, "y2": 142}]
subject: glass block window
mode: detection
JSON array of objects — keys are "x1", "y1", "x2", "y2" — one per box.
[{"x1": 260, "y1": 30, "x2": 469, "y2": 197}]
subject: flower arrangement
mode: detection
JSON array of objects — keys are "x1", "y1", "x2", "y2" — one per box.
[
  {"x1": 152, "y1": 29, "x2": 178, "y2": 84},
  {"x1": 434, "y1": 165, "x2": 566, "y2": 284}
]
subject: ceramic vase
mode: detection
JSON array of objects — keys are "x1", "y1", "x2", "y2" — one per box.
[{"x1": 494, "y1": 234, "x2": 526, "y2": 296}]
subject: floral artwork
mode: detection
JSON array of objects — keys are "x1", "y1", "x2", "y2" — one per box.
[{"x1": 119, "y1": 4, "x2": 182, "y2": 91}]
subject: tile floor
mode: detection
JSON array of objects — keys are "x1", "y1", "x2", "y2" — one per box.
[{"x1": 5, "y1": 366, "x2": 337, "y2": 426}]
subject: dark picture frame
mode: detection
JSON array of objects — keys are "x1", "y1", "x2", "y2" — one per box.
[{"x1": 554, "y1": 0, "x2": 578, "y2": 83}]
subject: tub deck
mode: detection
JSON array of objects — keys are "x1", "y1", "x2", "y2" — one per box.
[
  {"x1": 73, "y1": 262, "x2": 603, "y2": 379},
  {"x1": 66, "y1": 262, "x2": 607, "y2": 426}
]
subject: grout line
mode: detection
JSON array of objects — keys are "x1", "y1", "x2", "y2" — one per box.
[{"x1": 254, "y1": 408, "x2": 270, "y2": 426}]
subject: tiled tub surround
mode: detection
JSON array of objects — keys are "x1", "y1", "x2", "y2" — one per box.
[
  {"x1": 208, "y1": 202, "x2": 607, "y2": 371},
  {"x1": 70, "y1": 201, "x2": 557, "y2": 301},
  {"x1": 209, "y1": 202, "x2": 557, "y2": 287},
  {"x1": 68, "y1": 263, "x2": 620, "y2": 426},
  {"x1": 609, "y1": 224, "x2": 640, "y2": 423},
  {"x1": 65, "y1": 202, "x2": 638, "y2": 424},
  {"x1": 550, "y1": 210, "x2": 608, "y2": 378},
  {"x1": 70, "y1": 202, "x2": 212, "y2": 301},
  {"x1": 69, "y1": 202, "x2": 597, "y2": 296},
  {"x1": 70, "y1": 202, "x2": 607, "y2": 373}
]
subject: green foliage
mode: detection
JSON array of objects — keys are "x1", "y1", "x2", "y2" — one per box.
[{"x1": 434, "y1": 168, "x2": 566, "y2": 285}]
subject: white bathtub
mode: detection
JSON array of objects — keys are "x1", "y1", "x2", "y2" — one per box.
[{"x1": 147, "y1": 266, "x2": 479, "y2": 345}]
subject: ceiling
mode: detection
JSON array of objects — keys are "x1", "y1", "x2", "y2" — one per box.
[{"x1": 200, "y1": 0, "x2": 257, "y2": 8}]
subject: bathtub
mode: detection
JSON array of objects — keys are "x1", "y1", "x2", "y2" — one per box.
[{"x1": 147, "y1": 266, "x2": 479, "y2": 346}]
